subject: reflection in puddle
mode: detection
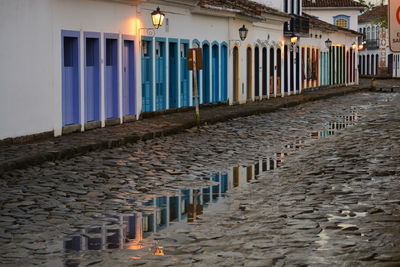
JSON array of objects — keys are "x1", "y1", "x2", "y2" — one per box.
[
  {"x1": 63, "y1": 157, "x2": 286, "y2": 265},
  {"x1": 60, "y1": 109, "x2": 359, "y2": 265},
  {"x1": 311, "y1": 111, "x2": 358, "y2": 139}
]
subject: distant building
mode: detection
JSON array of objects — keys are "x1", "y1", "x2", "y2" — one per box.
[{"x1": 358, "y1": 5, "x2": 400, "y2": 77}]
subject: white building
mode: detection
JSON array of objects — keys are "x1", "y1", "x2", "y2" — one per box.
[
  {"x1": 358, "y1": 4, "x2": 400, "y2": 77},
  {"x1": 0, "y1": 0, "x2": 360, "y2": 142}
]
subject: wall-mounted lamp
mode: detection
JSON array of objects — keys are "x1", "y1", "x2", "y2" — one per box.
[
  {"x1": 151, "y1": 7, "x2": 165, "y2": 29},
  {"x1": 325, "y1": 38, "x2": 332, "y2": 48},
  {"x1": 239, "y1": 25, "x2": 249, "y2": 41},
  {"x1": 352, "y1": 42, "x2": 357, "y2": 50},
  {"x1": 139, "y1": 7, "x2": 165, "y2": 37},
  {"x1": 290, "y1": 36, "x2": 298, "y2": 46}
]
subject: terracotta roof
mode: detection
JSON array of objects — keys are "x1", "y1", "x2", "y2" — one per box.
[
  {"x1": 303, "y1": 12, "x2": 361, "y2": 35},
  {"x1": 198, "y1": 0, "x2": 289, "y2": 19},
  {"x1": 303, "y1": 0, "x2": 367, "y2": 8},
  {"x1": 358, "y1": 5, "x2": 387, "y2": 23}
]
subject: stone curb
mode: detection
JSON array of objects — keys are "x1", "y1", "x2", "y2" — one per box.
[{"x1": 0, "y1": 86, "x2": 370, "y2": 175}]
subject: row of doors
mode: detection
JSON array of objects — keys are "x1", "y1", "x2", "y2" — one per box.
[
  {"x1": 62, "y1": 31, "x2": 135, "y2": 126},
  {"x1": 232, "y1": 46, "x2": 284, "y2": 102},
  {"x1": 142, "y1": 39, "x2": 228, "y2": 112}
]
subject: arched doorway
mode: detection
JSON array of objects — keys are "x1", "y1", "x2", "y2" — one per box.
[
  {"x1": 284, "y1": 45, "x2": 288, "y2": 93},
  {"x1": 276, "y1": 48, "x2": 281, "y2": 95},
  {"x1": 262, "y1": 47, "x2": 267, "y2": 97},
  {"x1": 202, "y1": 42, "x2": 210, "y2": 104},
  {"x1": 254, "y1": 46, "x2": 260, "y2": 98},
  {"x1": 212, "y1": 43, "x2": 219, "y2": 103},
  {"x1": 269, "y1": 47, "x2": 274, "y2": 95},
  {"x1": 366, "y1": 54, "x2": 370, "y2": 76},
  {"x1": 246, "y1": 46, "x2": 252, "y2": 101},
  {"x1": 233, "y1": 46, "x2": 239, "y2": 102}
]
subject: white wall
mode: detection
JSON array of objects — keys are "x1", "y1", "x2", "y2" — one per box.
[{"x1": 0, "y1": 0, "x2": 139, "y2": 139}]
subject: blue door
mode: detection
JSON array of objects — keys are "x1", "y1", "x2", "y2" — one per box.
[
  {"x1": 62, "y1": 31, "x2": 80, "y2": 126},
  {"x1": 123, "y1": 39, "x2": 136, "y2": 116},
  {"x1": 84, "y1": 33, "x2": 100, "y2": 123},
  {"x1": 180, "y1": 41, "x2": 190, "y2": 107},
  {"x1": 155, "y1": 40, "x2": 166, "y2": 110},
  {"x1": 212, "y1": 43, "x2": 219, "y2": 103},
  {"x1": 141, "y1": 39, "x2": 153, "y2": 112},
  {"x1": 202, "y1": 42, "x2": 210, "y2": 104},
  {"x1": 168, "y1": 40, "x2": 178, "y2": 109},
  {"x1": 105, "y1": 36, "x2": 119, "y2": 119},
  {"x1": 221, "y1": 44, "x2": 228, "y2": 101}
]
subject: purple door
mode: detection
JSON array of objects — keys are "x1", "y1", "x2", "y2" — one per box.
[
  {"x1": 123, "y1": 39, "x2": 136, "y2": 116},
  {"x1": 105, "y1": 35, "x2": 119, "y2": 119},
  {"x1": 84, "y1": 33, "x2": 100, "y2": 122},
  {"x1": 62, "y1": 30, "x2": 80, "y2": 126}
]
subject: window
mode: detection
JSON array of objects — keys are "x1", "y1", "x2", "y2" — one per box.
[
  {"x1": 366, "y1": 26, "x2": 371, "y2": 40},
  {"x1": 333, "y1": 15, "x2": 350, "y2": 29},
  {"x1": 63, "y1": 37, "x2": 76, "y2": 67}
]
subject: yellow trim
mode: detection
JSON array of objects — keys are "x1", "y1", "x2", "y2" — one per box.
[
  {"x1": 247, "y1": 45, "x2": 253, "y2": 100},
  {"x1": 232, "y1": 45, "x2": 239, "y2": 102}
]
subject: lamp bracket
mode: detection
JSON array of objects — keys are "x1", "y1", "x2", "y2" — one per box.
[{"x1": 139, "y1": 28, "x2": 156, "y2": 37}]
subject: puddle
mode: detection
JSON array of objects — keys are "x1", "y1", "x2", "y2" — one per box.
[
  {"x1": 61, "y1": 109, "x2": 361, "y2": 265},
  {"x1": 311, "y1": 111, "x2": 358, "y2": 139},
  {"x1": 2, "y1": 109, "x2": 361, "y2": 266}
]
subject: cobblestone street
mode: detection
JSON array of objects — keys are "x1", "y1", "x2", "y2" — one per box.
[{"x1": 1, "y1": 90, "x2": 399, "y2": 266}]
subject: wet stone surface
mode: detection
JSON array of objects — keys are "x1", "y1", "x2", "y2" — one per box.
[{"x1": 1, "y1": 92, "x2": 400, "y2": 266}]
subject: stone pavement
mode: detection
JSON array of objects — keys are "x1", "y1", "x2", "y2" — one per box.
[
  {"x1": 1, "y1": 90, "x2": 399, "y2": 266},
  {"x1": 0, "y1": 84, "x2": 368, "y2": 175}
]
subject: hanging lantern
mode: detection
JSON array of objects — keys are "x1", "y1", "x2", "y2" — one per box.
[
  {"x1": 151, "y1": 7, "x2": 165, "y2": 29},
  {"x1": 325, "y1": 38, "x2": 332, "y2": 48},
  {"x1": 239, "y1": 25, "x2": 248, "y2": 41}
]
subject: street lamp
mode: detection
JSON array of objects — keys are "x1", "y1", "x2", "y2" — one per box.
[
  {"x1": 325, "y1": 38, "x2": 332, "y2": 48},
  {"x1": 151, "y1": 7, "x2": 165, "y2": 29},
  {"x1": 239, "y1": 25, "x2": 248, "y2": 41},
  {"x1": 290, "y1": 36, "x2": 298, "y2": 46}
]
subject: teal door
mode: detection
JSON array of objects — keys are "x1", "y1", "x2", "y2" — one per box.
[
  {"x1": 155, "y1": 39, "x2": 166, "y2": 110},
  {"x1": 168, "y1": 40, "x2": 178, "y2": 109},
  {"x1": 141, "y1": 39, "x2": 153, "y2": 112},
  {"x1": 180, "y1": 41, "x2": 190, "y2": 107},
  {"x1": 212, "y1": 43, "x2": 219, "y2": 102}
]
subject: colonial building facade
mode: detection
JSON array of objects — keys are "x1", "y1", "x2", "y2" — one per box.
[
  {"x1": 358, "y1": 5, "x2": 400, "y2": 77},
  {"x1": 0, "y1": 0, "x2": 361, "y2": 141}
]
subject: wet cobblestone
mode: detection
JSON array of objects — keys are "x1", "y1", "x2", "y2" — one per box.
[{"x1": 0, "y1": 91, "x2": 399, "y2": 266}]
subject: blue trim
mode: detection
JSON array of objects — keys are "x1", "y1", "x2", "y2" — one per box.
[
  {"x1": 141, "y1": 37, "x2": 153, "y2": 112},
  {"x1": 180, "y1": 39, "x2": 190, "y2": 44},
  {"x1": 211, "y1": 41, "x2": 219, "y2": 47},
  {"x1": 333, "y1": 15, "x2": 350, "y2": 29},
  {"x1": 62, "y1": 30, "x2": 80, "y2": 38},
  {"x1": 104, "y1": 33, "x2": 119, "y2": 119},
  {"x1": 192, "y1": 39, "x2": 200, "y2": 47},
  {"x1": 122, "y1": 35, "x2": 136, "y2": 116},
  {"x1": 122, "y1": 34, "x2": 135, "y2": 41},
  {"x1": 84, "y1": 31, "x2": 101, "y2": 122},
  {"x1": 84, "y1": 31, "x2": 100, "y2": 39},
  {"x1": 155, "y1": 37, "x2": 166, "y2": 42},
  {"x1": 220, "y1": 41, "x2": 228, "y2": 47},
  {"x1": 104, "y1": 33, "x2": 119, "y2": 40},
  {"x1": 142, "y1": 36, "x2": 153, "y2": 41},
  {"x1": 202, "y1": 40, "x2": 210, "y2": 46},
  {"x1": 168, "y1": 38, "x2": 178, "y2": 43},
  {"x1": 61, "y1": 30, "x2": 81, "y2": 126}
]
